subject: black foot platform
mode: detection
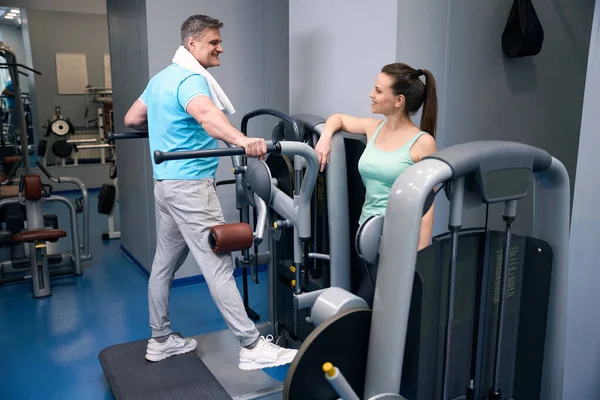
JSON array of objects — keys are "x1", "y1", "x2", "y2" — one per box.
[{"x1": 98, "y1": 333, "x2": 231, "y2": 400}]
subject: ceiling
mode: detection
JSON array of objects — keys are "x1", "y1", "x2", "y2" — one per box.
[{"x1": 0, "y1": 7, "x2": 22, "y2": 27}]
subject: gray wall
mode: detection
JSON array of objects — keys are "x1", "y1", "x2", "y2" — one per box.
[
  {"x1": 395, "y1": 0, "x2": 594, "y2": 237},
  {"x1": 26, "y1": 9, "x2": 110, "y2": 129},
  {"x1": 289, "y1": 0, "x2": 592, "y2": 238},
  {"x1": 106, "y1": 0, "x2": 152, "y2": 269},
  {"x1": 113, "y1": 0, "x2": 289, "y2": 278},
  {"x1": 563, "y1": 1, "x2": 600, "y2": 398},
  {"x1": 289, "y1": 0, "x2": 398, "y2": 118}
]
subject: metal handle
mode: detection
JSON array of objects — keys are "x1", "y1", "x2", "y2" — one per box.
[
  {"x1": 106, "y1": 131, "x2": 149, "y2": 142},
  {"x1": 253, "y1": 193, "x2": 267, "y2": 245},
  {"x1": 153, "y1": 143, "x2": 281, "y2": 165},
  {"x1": 241, "y1": 108, "x2": 304, "y2": 142},
  {"x1": 75, "y1": 143, "x2": 113, "y2": 150},
  {"x1": 216, "y1": 179, "x2": 236, "y2": 187}
]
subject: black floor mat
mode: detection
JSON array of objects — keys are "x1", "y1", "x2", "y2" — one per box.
[{"x1": 98, "y1": 334, "x2": 231, "y2": 400}]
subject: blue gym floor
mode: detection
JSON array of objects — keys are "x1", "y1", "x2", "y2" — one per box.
[{"x1": 0, "y1": 190, "x2": 285, "y2": 399}]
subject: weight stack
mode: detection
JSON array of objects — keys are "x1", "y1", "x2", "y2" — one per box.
[
  {"x1": 398, "y1": 230, "x2": 553, "y2": 400},
  {"x1": 276, "y1": 256, "x2": 328, "y2": 342}
]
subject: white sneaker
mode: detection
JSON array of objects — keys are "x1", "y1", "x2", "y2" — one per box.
[
  {"x1": 239, "y1": 335, "x2": 298, "y2": 370},
  {"x1": 145, "y1": 334, "x2": 197, "y2": 362}
]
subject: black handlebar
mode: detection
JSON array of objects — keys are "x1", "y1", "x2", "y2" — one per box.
[
  {"x1": 154, "y1": 143, "x2": 281, "y2": 165},
  {"x1": 106, "y1": 131, "x2": 149, "y2": 142},
  {"x1": 35, "y1": 160, "x2": 54, "y2": 180},
  {"x1": 241, "y1": 109, "x2": 304, "y2": 142}
]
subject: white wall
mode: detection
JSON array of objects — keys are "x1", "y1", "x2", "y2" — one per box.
[
  {"x1": 563, "y1": 2, "x2": 600, "y2": 398},
  {"x1": 289, "y1": 0, "x2": 398, "y2": 118}
]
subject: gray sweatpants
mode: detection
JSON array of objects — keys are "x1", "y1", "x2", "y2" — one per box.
[{"x1": 149, "y1": 178, "x2": 260, "y2": 347}]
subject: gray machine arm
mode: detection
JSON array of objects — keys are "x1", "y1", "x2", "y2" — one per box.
[
  {"x1": 363, "y1": 141, "x2": 570, "y2": 399},
  {"x1": 271, "y1": 141, "x2": 319, "y2": 239},
  {"x1": 312, "y1": 121, "x2": 351, "y2": 291},
  {"x1": 252, "y1": 193, "x2": 267, "y2": 244}
]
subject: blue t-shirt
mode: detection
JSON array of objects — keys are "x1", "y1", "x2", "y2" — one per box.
[
  {"x1": 140, "y1": 64, "x2": 218, "y2": 180},
  {"x1": 4, "y1": 80, "x2": 15, "y2": 108}
]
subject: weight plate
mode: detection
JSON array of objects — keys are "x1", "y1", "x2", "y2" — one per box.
[
  {"x1": 283, "y1": 307, "x2": 372, "y2": 400},
  {"x1": 51, "y1": 140, "x2": 72, "y2": 158},
  {"x1": 51, "y1": 119, "x2": 70, "y2": 136}
]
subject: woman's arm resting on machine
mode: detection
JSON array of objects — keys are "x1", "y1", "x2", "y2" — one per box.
[
  {"x1": 321, "y1": 113, "x2": 380, "y2": 138},
  {"x1": 315, "y1": 114, "x2": 380, "y2": 171}
]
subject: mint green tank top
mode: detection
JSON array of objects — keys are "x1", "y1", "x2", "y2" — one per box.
[{"x1": 357, "y1": 121, "x2": 425, "y2": 226}]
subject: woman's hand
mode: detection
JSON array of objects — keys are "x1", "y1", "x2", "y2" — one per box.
[{"x1": 314, "y1": 135, "x2": 332, "y2": 172}]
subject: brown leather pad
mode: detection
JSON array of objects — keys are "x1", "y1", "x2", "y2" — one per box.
[
  {"x1": 13, "y1": 228, "x2": 67, "y2": 243},
  {"x1": 3, "y1": 156, "x2": 21, "y2": 165},
  {"x1": 24, "y1": 174, "x2": 42, "y2": 200},
  {"x1": 0, "y1": 185, "x2": 19, "y2": 198},
  {"x1": 209, "y1": 223, "x2": 253, "y2": 253}
]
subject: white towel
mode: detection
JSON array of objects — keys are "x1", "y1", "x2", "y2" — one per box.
[{"x1": 172, "y1": 45, "x2": 235, "y2": 115}]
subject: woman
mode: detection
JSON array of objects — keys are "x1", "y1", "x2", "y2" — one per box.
[{"x1": 314, "y1": 62, "x2": 438, "y2": 305}]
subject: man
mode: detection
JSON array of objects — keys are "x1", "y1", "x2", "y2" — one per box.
[{"x1": 124, "y1": 14, "x2": 297, "y2": 370}]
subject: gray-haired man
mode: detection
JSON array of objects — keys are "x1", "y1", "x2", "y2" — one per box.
[{"x1": 125, "y1": 14, "x2": 297, "y2": 370}]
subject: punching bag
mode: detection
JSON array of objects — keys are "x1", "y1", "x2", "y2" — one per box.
[{"x1": 502, "y1": 0, "x2": 544, "y2": 57}]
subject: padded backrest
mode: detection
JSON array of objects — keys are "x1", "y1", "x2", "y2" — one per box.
[{"x1": 23, "y1": 174, "x2": 42, "y2": 201}]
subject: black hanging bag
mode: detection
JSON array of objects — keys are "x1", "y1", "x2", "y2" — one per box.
[{"x1": 502, "y1": 0, "x2": 544, "y2": 57}]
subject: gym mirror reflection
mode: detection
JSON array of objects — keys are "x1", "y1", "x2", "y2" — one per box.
[{"x1": 0, "y1": 6, "x2": 113, "y2": 184}]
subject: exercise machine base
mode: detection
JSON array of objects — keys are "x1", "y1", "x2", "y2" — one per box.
[
  {"x1": 99, "y1": 322, "x2": 285, "y2": 400},
  {"x1": 99, "y1": 332, "x2": 230, "y2": 400}
]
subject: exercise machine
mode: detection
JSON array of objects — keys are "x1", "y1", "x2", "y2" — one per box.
[
  {"x1": 72, "y1": 139, "x2": 121, "y2": 240},
  {"x1": 263, "y1": 113, "x2": 356, "y2": 343},
  {"x1": 98, "y1": 108, "x2": 365, "y2": 400},
  {"x1": 284, "y1": 141, "x2": 570, "y2": 400},
  {"x1": 0, "y1": 160, "x2": 92, "y2": 297}
]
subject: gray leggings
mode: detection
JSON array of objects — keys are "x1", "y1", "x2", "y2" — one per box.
[{"x1": 149, "y1": 179, "x2": 260, "y2": 347}]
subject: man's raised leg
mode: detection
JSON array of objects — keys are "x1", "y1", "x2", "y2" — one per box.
[{"x1": 163, "y1": 179, "x2": 298, "y2": 370}]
